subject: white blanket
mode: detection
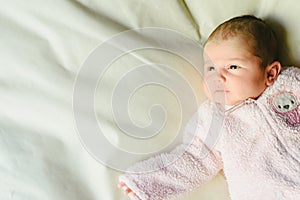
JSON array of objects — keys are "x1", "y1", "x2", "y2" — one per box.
[{"x1": 1, "y1": 0, "x2": 300, "y2": 199}]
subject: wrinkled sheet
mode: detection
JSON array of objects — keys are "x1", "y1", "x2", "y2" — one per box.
[{"x1": 1, "y1": 0, "x2": 300, "y2": 199}]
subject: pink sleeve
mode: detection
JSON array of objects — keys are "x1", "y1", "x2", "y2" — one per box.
[{"x1": 119, "y1": 101, "x2": 223, "y2": 200}]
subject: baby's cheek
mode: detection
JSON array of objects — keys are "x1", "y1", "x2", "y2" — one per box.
[{"x1": 202, "y1": 81, "x2": 211, "y2": 99}]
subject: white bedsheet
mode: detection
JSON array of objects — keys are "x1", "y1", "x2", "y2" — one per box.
[{"x1": 1, "y1": 0, "x2": 299, "y2": 199}]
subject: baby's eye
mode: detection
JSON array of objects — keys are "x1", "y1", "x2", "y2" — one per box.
[
  {"x1": 228, "y1": 65, "x2": 240, "y2": 70},
  {"x1": 208, "y1": 66, "x2": 216, "y2": 71}
]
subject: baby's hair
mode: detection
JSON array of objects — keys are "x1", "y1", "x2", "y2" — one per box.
[{"x1": 205, "y1": 15, "x2": 279, "y2": 69}]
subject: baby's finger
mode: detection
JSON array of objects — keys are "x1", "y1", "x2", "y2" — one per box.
[
  {"x1": 124, "y1": 188, "x2": 132, "y2": 194},
  {"x1": 117, "y1": 182, "x2": 125, "y2": 188}
]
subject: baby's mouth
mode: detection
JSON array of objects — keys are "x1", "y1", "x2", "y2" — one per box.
[{"x1": 214, "y1": 89, "x2": 229, "y2": 93}]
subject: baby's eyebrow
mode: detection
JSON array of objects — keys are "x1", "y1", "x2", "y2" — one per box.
[
  {"x1": 227, "y1": 57, "x2": 247, "y2": 61},
  {"x1": 204, "y1": 60, "x2": 213, "y2": 65},
  {"x1": 204, "y1": 57, "x2": 248, "y2": 65}
]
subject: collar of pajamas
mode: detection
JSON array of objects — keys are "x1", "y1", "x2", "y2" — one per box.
[{"x1": 119, "y1": 67, "x2": 300, "y2": 200}]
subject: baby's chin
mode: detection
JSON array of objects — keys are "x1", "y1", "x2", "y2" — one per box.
[
  {"x1": 209, "y1": 96, "x2": 246, "y2": 107},
  {"x1": 205, "y1": 91, "x2": 251, "y2": 106},
  {"x1": 224, "y1": 97, "x2": 248, "y2": 106}
]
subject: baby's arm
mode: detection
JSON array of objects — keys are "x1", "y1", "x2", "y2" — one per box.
[
  {"x1": 118, "y1": 137, "x2": 222, "y2": 200},
  {"x1": 118, "y1": 101, "x2": 223, "y2": 200}
]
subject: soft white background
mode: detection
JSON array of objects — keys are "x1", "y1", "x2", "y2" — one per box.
[{"x1": 1, "y1": 0, "x2": 299, "y2": 199}]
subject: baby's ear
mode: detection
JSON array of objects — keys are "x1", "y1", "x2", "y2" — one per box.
[{"x1": 265, "y1": 61, "x2": 281, "y2": 86}]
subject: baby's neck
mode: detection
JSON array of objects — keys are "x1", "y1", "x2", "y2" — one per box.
[{"x1": 224, "y1": 98, "x2": 254, "y2": 114}]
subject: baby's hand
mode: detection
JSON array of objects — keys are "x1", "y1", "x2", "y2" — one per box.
[{"x1": 117, "y1": 182, "x2": 137, "y2": 198}]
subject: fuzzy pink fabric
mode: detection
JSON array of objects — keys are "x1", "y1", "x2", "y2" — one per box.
[{"x1": 119, "y1": 67, "x2": 300, "y2": 200}]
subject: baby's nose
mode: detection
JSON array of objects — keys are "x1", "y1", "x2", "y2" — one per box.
[{"x1": 216, "y1": 69, "x2": 227, "y2": 82}]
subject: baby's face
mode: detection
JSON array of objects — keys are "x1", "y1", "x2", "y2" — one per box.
[{"x1": 203, "y1": 36, "x2": 268, "y2": 106}]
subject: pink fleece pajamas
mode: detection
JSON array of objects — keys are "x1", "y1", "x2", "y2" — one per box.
[{"x1": 119, "y1": 67, "x2": 300, "y2": 200}]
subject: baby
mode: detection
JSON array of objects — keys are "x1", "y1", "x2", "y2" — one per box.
[{"x1": 118, "y1": 15, "x2": 300, "y2": 200}]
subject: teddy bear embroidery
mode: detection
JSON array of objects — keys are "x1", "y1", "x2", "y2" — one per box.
[{"x1": 271, "y1": 91, "x2": 300, "y2": 127}]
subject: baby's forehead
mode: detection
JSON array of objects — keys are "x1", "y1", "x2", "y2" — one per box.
[
  {"x1": 202, "y1": 36, "x2": 261, "y2": 65},
  {"x1": 204, "y1": 34, "x2": 255, "y2": 53},
  {"x1": 206, "y1": 31, "x2": 251, "y2": 44}
]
